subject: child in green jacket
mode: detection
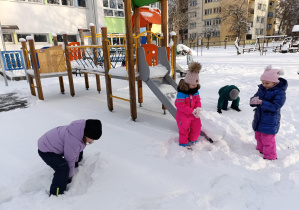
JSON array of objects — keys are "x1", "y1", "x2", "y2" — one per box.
[{"x1": 217, "y1": 85, "x2": 241, "y2": 114}]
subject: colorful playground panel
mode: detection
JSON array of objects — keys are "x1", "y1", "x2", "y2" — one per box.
[{"x1": 1, "y1": 51, "x2": 25, "y2": 71}]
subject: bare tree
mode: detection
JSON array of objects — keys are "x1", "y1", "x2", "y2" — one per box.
[
  {"x1": 220, "y1": 0, "x2": 248, "y2": 44},
  {"x1": 276, "y1": 0, "x2": 299, "y2": 35},
  {"x1": 168, "y1": 0, "x2": 188, "y2": 44}
]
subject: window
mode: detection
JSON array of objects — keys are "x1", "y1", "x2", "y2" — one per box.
[
  {"x1": 189, "y1": 12, "x2": 196, "y2": 18},
  {"x1": 104, "y1": 9, "x2": 113, "y2": 16},
  {"x1": 204, "y1": 20, "x2": 211, "y2": 26},
  {"x1": 205, "y1": 8, "x2": 212, "y2": 15},
  {"x1": 213, "y1": 7, "x2": 221, "y2": 14},
  {"x1": 205, "y1": 0, "x2": 212, "y2": 3},
  {"x1": 48, "y1": 0, "x2": 59, "y2": 4},
  {"x1": 103, "y1": 0, "x2": 124, "y2": 17},
  {"x1": 114, "y1": 10, "x2": 124, "y2": 17},
  {"x1": 190, "y1": 0, "x2": 197, "y2": 6},
  {"x1": 257, "y1": 3, "x2": 262, "y2": 10},
  {"x1": 213, "y1": 18, "x2": 221, "y2": 25},
  {"x1": 34, "y1": 34, "x2": 48, "y2": 42},
  {"x1": 62, "y1": 0, "x2": 74, "y2": 6},
  {"x1": 117, "y1": 0, "x2": 123, "y2": 9},
  {"x1": 17, "y1": 34, "x2": 31, "y2": 41},
  {"x1": 256, "y1": 16, "x2": 260, "y2": 22},
  {"x1": 103, "y1": 0, "x2": 108, "y2": 7},
  {"x1": 56, "y1": 34, "x2": 77, "y2": 42},
  {"x1": 260, "y1": 29, "x2": 264, "y2": 35},
  {"x1": 110, "y1": 0, "x2": 116, "y2": 9},
  {"x1": 78, "y1": 0, "x2": 86, "y2": 7},
  {"x1": 189, "y1": 23, "x2": 196, "y2": 29},
  {"x1": 3, "y1": 34, "x2": 13, "y2": 42},
  {"x1": 261, "y1": 17, "x2": 265, "y2": 23}
]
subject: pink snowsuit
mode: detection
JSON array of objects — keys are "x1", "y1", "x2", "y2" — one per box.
[{"x1": 175, "y1": 91, "x2": 202, "y2": 146}]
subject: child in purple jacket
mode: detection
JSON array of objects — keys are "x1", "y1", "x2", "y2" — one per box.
[{"x1": 38, "y1": 119, "x2": 102, "y2": 196}]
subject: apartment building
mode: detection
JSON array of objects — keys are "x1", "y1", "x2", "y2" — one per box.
[{"x1": 188, "y1": 0, "x2": 278, "y2": 45}]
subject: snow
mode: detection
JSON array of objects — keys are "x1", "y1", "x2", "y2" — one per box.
[
  {"x1": 149, "y1": 64, "x2": 169, "y2": 78},
  {"x1": 292, "y1": 25, "x2": 299, "y2": 32},
  {"x1": 1, "y1": 46, "x2": 299, "y2": 210}
]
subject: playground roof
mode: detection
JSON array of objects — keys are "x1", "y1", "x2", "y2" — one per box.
[
  {"x1": 292, "y1": 25, "x2": 299, "y2": 32},
  {"x1": 131, "y1": 0, "x2": 161, "y2": 7},
  {"x1": 132, "y1": 7, "x2": 161, "y2": 27}
]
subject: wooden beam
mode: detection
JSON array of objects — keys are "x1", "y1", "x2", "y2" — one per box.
[
  {"x1": 124, "y1": 0, "x2": 137, "y2": 120},
  {"x1": 161, "y1": 0, "x2": 168, "y2": 47},
  {"x1": 134, "y1": 6, "x2": 143, "y2": 106},
  {"x1": 102, "y1": 27, "x2": 113, "y2": 112},
  {"x1": 63, "y1": 33, "x2": 75, "y2": 97}
]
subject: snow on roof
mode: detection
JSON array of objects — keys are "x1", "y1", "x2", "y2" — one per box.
[
  {"x1": 140, "y1": 11, "x2": 154, "y2": 18},
  {"x1": 292, "y1": 25, "x2": 299, "y2": 32}
]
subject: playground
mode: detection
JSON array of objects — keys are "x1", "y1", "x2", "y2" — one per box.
[
  {"x1": 1, "y1": 44, "x2": 299, "y2": 209},
  {"x1": 1, "y1": 0, "x2": 299, "y2": 209}
]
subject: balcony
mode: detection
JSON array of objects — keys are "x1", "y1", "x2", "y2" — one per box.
[
  {"x1": 267, "y1": 24, "x2": 272, "y2": 29},
  {"x1": 268, "y1": 12, "x2": 273, "y2": 18},
  {"x1": 269, "y1": 1, "x2": 274, "y2": 7}
]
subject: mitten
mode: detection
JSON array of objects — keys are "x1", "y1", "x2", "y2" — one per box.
[
  {"x1": 217, "y1": 108, "x2": 222, "y2": 114},
  {"x1": 193, "y1": 107, "x2": 202, "y2": 118},
  {"x1": 250, "y1": 97, "x2": 262, "y2": 105}
]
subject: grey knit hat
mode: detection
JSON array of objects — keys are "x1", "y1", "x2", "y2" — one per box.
[{"x1": 229, "y1": 89, "x2": 239, "y2": 100}]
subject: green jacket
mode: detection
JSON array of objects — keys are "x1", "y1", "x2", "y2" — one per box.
[{"x1": 217, "y1": 85, "x2": 240, "y2": 109}]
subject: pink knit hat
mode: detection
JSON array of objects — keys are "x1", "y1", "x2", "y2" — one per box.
[
  {"x1": 184, "y1": 62, "x2": 202, "y2": 85},
  {"x1": 260, "y1": 65, "x2": 280, "y2": 83}
]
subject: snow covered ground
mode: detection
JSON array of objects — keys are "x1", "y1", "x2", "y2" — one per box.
[{"x1": 1, "y1": 46, "x2": 299, "y2": 210}]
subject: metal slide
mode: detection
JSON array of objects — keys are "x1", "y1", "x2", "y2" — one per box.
[
  {"x1": 138, "y1": 46, "x2": 178, "y2": 119},
  {"x1": 137, "y1": 46, "x2": 213, "y2": 143}
]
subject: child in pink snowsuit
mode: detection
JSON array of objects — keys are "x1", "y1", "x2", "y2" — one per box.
[
  {"x1": 250, "y1": 65, "x2": 287, "y2": 160},
  {"x1": 175, "y1": 62, "x2": 202, "y2": 146}
]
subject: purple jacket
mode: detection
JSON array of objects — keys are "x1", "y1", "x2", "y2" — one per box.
[{"x1": 38, "y1": 120, "x2": 86, "y2": 177}]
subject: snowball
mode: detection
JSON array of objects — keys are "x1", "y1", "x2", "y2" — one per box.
[
  {"x1": 78, "y1": 26, "x2": 83, "y2": 29},
  {"x1": 89, "y1": 23, "x2": 95, "y2": 27},
  {"x1": 61, "y1": 31, "x2": 67, "y2": 35},
  {"x1": 52, "y1": 33, "x2": 57, "y2": 37}
]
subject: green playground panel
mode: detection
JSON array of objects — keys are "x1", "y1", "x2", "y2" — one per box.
[{"x1": 128, "y1": 0, "x2": 163, "y2": 7}]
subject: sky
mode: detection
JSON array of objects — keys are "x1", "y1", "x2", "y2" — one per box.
[{"x1": 1, "y1": 45, "x2": 299, "y2": 210}]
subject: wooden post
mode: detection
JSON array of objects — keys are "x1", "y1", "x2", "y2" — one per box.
[
  {"x1": 172, "y1": 35, "x2": 177, "y2": 81},
  {"x1": 78, "y1": 28, "x2": 89, "y2": 90},
  {"x1": 135, "y1": 6, "x2": 143, "y2": 106},
  {"x1": 20, "y1": 39, "x2": 36, "y2": 96},
  {"x1": 124, "y1": 0, "x2": 137, "y2": 121},
  {"x1": 28, "y1": 37, "x2": 44, "y2": 100},
  {"x1": 53, "y1": 33, "x2": 65, "y2": 94},
  {"x1": 63, "y1": 33, "x2": 75, "y2": 97},
  {"x1": 161, "y1": 0, "x2": 168, "y2": 47},
  {"x1": 102, "y1": 27, "x2": 113, "y2": 112},
  {"x1": 91, "y1": 24, "x2": 101, "y2": 93},
  {"x1": 161, "y1": 0, "x2": 168, "y2": 113}
]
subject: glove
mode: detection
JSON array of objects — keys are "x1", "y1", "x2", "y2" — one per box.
[
  {"x1": 250, "y1": 97, "x2": 262, "y2": 105},
  {"x1": 217, "y1": 108, "x2": 222, "y2": 114},
  {"x1": 67, "y1": 177, "x2": 72, "y2": 184},
  {"x1": 192, "y1": 107, "x2": 202, "y2": 118}
]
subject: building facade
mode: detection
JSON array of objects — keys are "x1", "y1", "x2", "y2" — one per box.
[
  {"x1": 0, "y1": 0, "x2": 161, "y2": 51},
  {"x1": 187, "y1": 0, "x2": 279, "y2": 45}
]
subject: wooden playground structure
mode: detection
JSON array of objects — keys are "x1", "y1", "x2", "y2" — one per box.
[{"x1": 19, "y1": 0, "x2": 177, "y2": 121}]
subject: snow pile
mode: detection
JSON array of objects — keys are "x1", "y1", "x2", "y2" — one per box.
[
  {"x1": 1, "y1": 46, "x2": 299, "y2": 210},
  {"x1": 149, "y1": 64, "x2": 168, "y2": 78}
]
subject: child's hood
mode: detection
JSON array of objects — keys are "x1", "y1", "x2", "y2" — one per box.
[{"x1": 66, "y1": 119, "x2": 86, "y2": 141}]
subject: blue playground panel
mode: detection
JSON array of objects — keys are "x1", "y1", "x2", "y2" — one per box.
[{"x1": 1, "y1": 51, "x2": 25, "y2": 71}]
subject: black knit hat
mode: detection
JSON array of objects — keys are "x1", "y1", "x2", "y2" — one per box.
[{"x1": 84, "y1": 119, "x2": 102, "y2": 140}]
